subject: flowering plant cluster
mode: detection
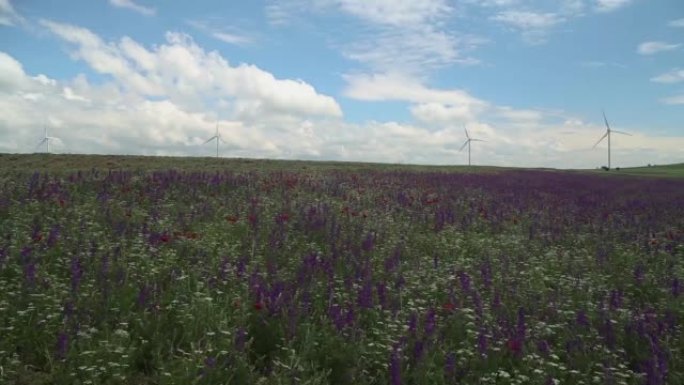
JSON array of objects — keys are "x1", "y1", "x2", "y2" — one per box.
[{"x1": 0, "y1": 168, "x2": 682, "y2": 384}]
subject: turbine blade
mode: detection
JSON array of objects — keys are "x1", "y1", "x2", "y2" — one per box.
[
  {"x1": 602, "y1": 110, "x2": 611, "y2": 131},
  {"x1": 593, "y1": 132, "x2": 608, "y2": 148},
  {"x1": 464, "y1": 126, "x2": 470, "y2": 139},
  {"x1": 203, "y1": 136, "x2": 217, "y2": 144},
  {"x1": 471, "y1": 139, "x2": 485, "y2": 142},
  {"x1": 611, "y1": 130, "x2": 631, "y2": 136},
  {"x1": 459, "y1": 140, "x2": 469, "y2": 152}
]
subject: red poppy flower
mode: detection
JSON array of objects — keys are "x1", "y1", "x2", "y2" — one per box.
[
  {"x1": 506, "y1": 338, "x2": 523, "y2": 355},
  {"x1": 253, "y1": 302, "x2": 264, "y2": 311},
  {"x1": 442, "y1": 303, "x2": 456, "y2": 312},
  {"x1": 33, "y1": 233, "x2": 43, "y2": 243},
  {"x1": 225, "y1": 215, "x2": 239, "y2": 223},
  {"x1": 160, "y1": 234, "x2": 171, "y2": 243}
]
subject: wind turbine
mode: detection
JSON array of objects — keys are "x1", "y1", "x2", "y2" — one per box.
[
  {"x1": 459, "y1": 126, "x2": 485, "y2": 166},
  {"x1": 593, "y1": 110, "x2": 631, "y2": 170},
  {"x1": 203, "y1": 121, "x2": 224, "y2": 158},
  {"x1": 37, "y1": 124, "x2": 59, "y2": 154}
]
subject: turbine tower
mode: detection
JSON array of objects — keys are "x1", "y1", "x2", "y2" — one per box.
[
  {"x1": 38, "y1": 124, "x2": 59, "y2": 154},
  {"x1": 593, "y1": 110, "x2": 631, "y2": 170},
  {"x1": 459, "y1": 126, "x2": 485, "y2": 166},
  {"x1": 203, "y1": 121, "x2": 224, "y2": 158}
]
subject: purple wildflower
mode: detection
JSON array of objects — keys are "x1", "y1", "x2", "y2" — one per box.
[{"x1": 389, "y1": 349, "x2": 402, "y2": 385}]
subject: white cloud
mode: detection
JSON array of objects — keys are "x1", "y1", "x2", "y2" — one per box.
[
  {"x1": 637, "y1": 41, "x2": 681, "y2": 55},
  {"x1": 661, "y1": 94, "x2": 684, "y2": 105},
  {"x1": 109, "y1": 0, "x2": 155, "y2": 16},
  {"x1": 343, "y1": 72, "x2": 487, "y2": 107},
  {"x1": 651, "y1": 68, "x2": 684, "y2": 84},
  {"x1": 266, "y1": 0, "x2": 480, "y2": 74},
  {"x1": 0, "y1": 0, "x2": 22, "y2": 26},
  {"x1": 0, "y1": 51, "x2": 25, "y2": 88},
  {"x1": 669, "y1": 18, "x2": 684, "y2": 28},
  {"x1": 490, "y1": 11, "x2": 565, "y2": 44},
  {"x1": 337, "y1": 0, "x2": 451, "y2": 27},
  {"x1": 39, "y1": 20, "x2": 341, "y2": 118},
  {"x1": 579, "y1": 61, "x2": 626, "y2": 69},
  {"x1": 186, "y1": 20, "x2": 253, "y2": 46},
  {"x1": 491, "y1": 11, "x2": 564, "y2": 30},
  {"x1": 594, "y1": 0, "x2": 631, "y2": 13}
]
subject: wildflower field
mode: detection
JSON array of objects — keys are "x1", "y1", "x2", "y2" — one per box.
[{"x1": 0, "y1": 157, "x2": 683, "y2": 385}]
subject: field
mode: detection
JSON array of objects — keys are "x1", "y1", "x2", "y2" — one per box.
[{"x1": 0, "y1": 154, "x2": 683, "y2": 385}]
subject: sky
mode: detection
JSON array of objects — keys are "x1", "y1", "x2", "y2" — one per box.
[{"x1": 0, "y1": 0, "x2": 683, "y2": 168}]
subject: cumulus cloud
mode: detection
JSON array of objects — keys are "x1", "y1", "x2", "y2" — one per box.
[
  {"x1": 2, "y1": 16, "x2": 683, "y2": 169},
  {"x1": 109, "y1": 0, "x2": 155, "y2": 16},
  {"x1": 669, "y1": 18, "x2": 684, "y2": 28},
  {"x1": 637, "y1": 41, "x2": 681, "y2": 55},
  {"x1": 39, "y1": 20, "x2": 341, "y2": 118}
]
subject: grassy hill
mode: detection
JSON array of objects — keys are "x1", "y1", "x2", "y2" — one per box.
[{"x1": 0, "y1": 153, "x2": 681, "y2": 178}]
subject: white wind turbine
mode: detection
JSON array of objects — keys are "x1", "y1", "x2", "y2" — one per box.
[
  {"x1": 203, "y1": 121, "x2": 224, "y2": 158},
  {"x1": 593, "y1": 110, "x2": 631, "y2": 170},
  {"x1": 37, "y1": 124, "x2": 59, "y2": 154},
  {"x1": 459, "y1": 126, "x2": 485, "y2": 166}
]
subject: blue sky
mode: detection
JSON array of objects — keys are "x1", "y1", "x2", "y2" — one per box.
[{"x1": 1, "y1": 0, "x2": 682, "y2": 167}]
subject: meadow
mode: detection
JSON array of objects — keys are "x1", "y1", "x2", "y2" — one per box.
[{"x1": 0, "y1": 155, "x2": 682, "y2": 385}]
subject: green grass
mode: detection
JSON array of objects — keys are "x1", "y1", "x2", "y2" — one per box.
[
  {"x1": 597, "y1": 163, "x2": 684, "y2": 178},
  {"x1": 3, "y1": 153, "x2": 681, "y2": 178}
]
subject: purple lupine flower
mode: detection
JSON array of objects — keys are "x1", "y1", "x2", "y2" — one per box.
[
  {"x1": 70, "y1": 257, "x2": 84, "y2": 292},
  {"x1": 0, "y1": 247, "x2": 5, "y2": 269},
  {"x1": 480, "y1": 261, "x2": 492, "y2": 290},
  {"x1": 477, "y1": 329, "x2": 488, "y2": 356},
  {"x1": 458, "y1": 271, "x2": 471, "y2": 293},
  {"x1": 234, "y1": 328, "x2": 246, "y2": 351},
  {"x1": 576, "y1": 310, "x2": 590, "y2": 327},
  {"x1": 361, "y1": 232, "x2": 375, "y2": 252},
  {"x1": 516, "y1": 307, "x2": 526, "y2": 340},
  {"x1": 357, "y1": 280, "x2": 374, "y2": 309},
  {"x1": 412, "y1": 338, "x2": 425, "y2": 362},
  {"x1": 537, "y1": 339, "x2": 550, "y2": 356},
  {"x1": 424, "y1": 308, "x2": 437, "y2": 336},
  {"x1": 600, "y1": 318, "x2": 616, "y2": 349},
  {"x1": 672, "y1": 278, "x2": 681, "y2": 298},
  {"x1": 633, "y1": 263, "x2": 645, "y2": 285},
  {"x1": 407, "y1": 312, "x2": 418, "y2": 335},
  {"x1": 55, "y1": 331, "x2": 69, "y2": 360},
  {"x1": 47, "y1": 225, "x2": 60, "y2": 247},
  {"x1": 609, "y1": 289, "x2": 622, "y2": 310},
  {"x1": 137, "y1": 284, "x2": 150, "y2": 309},
  {"x1": 389, "y1": 349, "x2": 402, "y2": 385},
  {"x1": 376, "y1": 282, "x2": 387, "y2": 308},
  {"x1": 23, "y1": 261, "x2": 37, "y2": 287},
  {"x1": 328, "y1": 304, "x2": 345, "y2": 331},
  {"x1": 444, "y1": 351, "x2": 456, "y2": 380}
]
